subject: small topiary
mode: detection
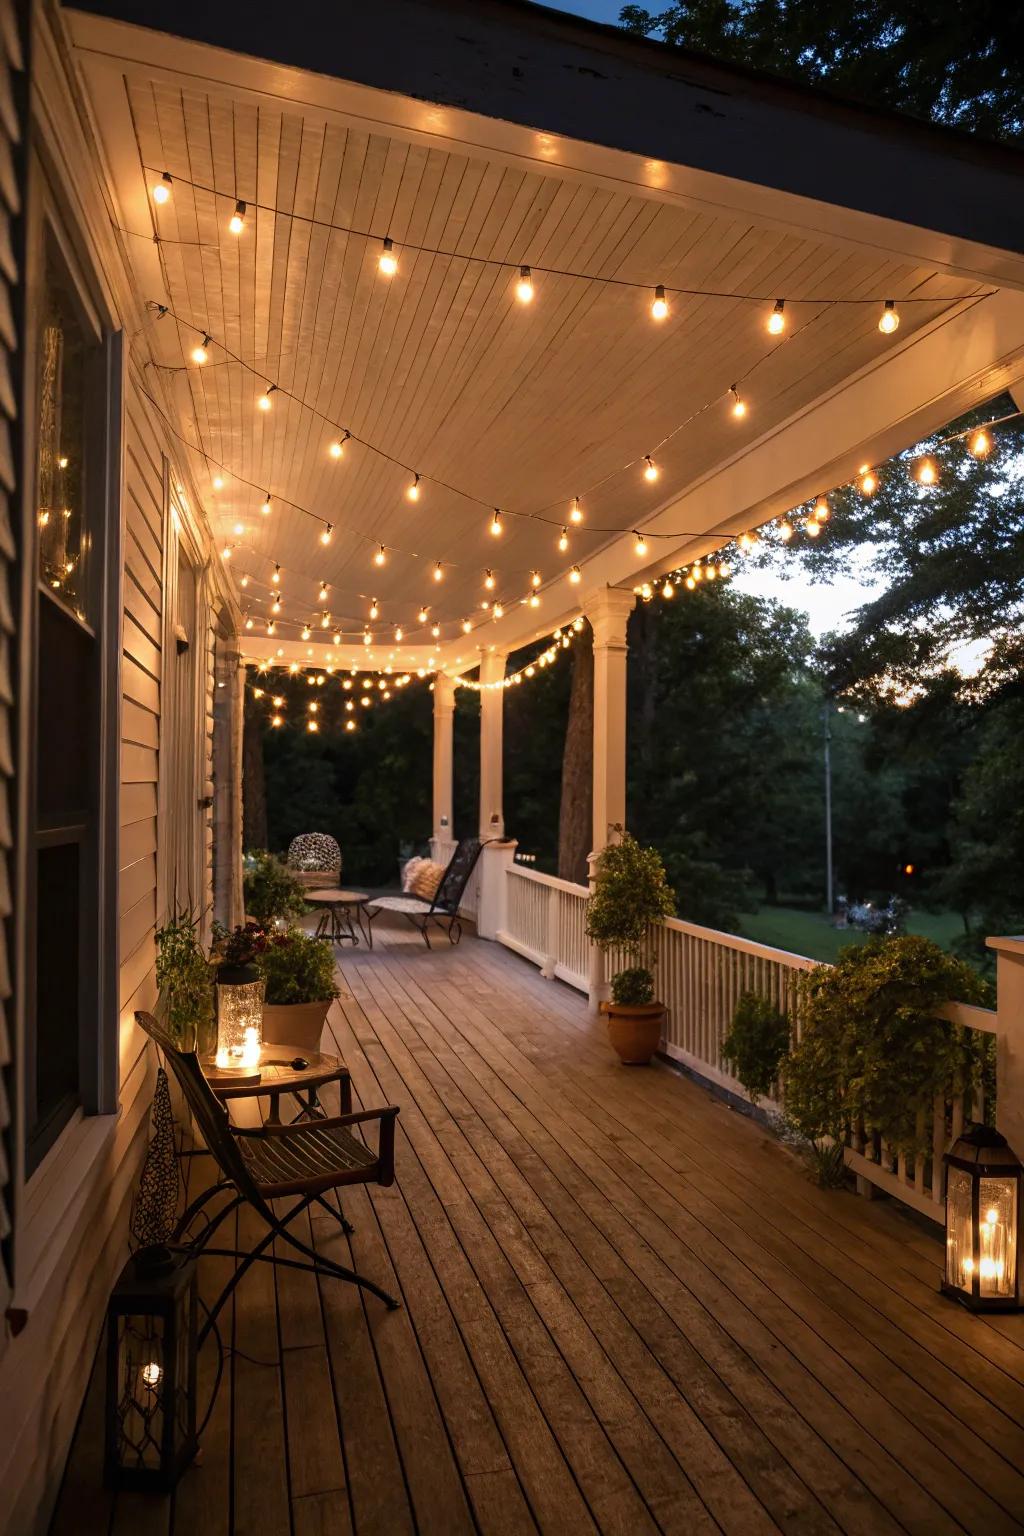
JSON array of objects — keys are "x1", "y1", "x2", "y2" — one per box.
[
  {"x1": 257, "y1": 930, "x2": 340, "y2": 1006},
  {"x1": 721, "y1": 992, "x2": 790, "y2": 1103},
  {"x1": 610, "y1": 966, "x2": 655, "y2": 1006},
  {"x1": 586, "y1": 828, "x2": 675, "y2": 1005}
]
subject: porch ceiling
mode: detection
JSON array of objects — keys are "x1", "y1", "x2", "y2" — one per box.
[{"x1": 67, "y1": 4, "x2": 1024, "y2": 673}]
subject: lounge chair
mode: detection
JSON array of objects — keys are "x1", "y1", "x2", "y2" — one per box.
[{"x1": 365, "y1": 837, "x2": 483, "y2": 948}]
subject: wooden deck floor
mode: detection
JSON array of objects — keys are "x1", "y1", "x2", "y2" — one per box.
[{"x1": 55, "y1": 925, "x2": 1024, "y2": 1536}]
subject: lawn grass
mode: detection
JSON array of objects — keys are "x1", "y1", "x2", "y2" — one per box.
[{"x1": 737, "y1": 904, "x2": 964, "y2": 964}]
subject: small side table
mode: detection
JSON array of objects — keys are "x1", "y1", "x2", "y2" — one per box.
[
  {"x1": 307, "y1": 888, "x2": 373, "y2": 948},
  {"x1": 203, "y1": 1046, "x2": 353, "y2": 1123}
]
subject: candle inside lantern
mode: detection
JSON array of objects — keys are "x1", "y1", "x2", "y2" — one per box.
[
  {"x1": 141, "y1": 1360, "x2": 163, "y2": 1391},
  {"x1": 215, "y1": 970, "x2": 265, "y2": 1072}
]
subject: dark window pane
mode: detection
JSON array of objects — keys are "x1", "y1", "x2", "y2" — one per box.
[{"x1": 27, "y1": 840, "x2": 81, "y2": 1170}]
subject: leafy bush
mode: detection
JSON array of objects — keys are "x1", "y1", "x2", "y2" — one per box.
[
  {"x1": 243, "y1": 849, "x2": 308, "y2": 924},
  {"x1": 155, "y1": 912, "x2": 214, "y2": 1051},
  {"x1": 257, "y1": 930, "x2": 340, "y2": 1006},
  {"x1": 722, "y1": 992, "x2": 790, "y2": 1103},
  {"x1": 783, "y1": 935, "x2": 992, "y2": 1153},
  {"x1": 212, "y1": 921, "x2": 268, "y2": 969},
  {"x1": 586, "y1": 828, "x2": 675, "y2": 1003},
  {"x1": 610, "y1": 966, "x2": 655, "y2": 1006}
]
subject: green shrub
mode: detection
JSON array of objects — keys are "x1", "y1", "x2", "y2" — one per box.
[
  {"x1": 721, "y1": 992, "x2": 790, "y2": 1103},
  {"x1": 243, "y1": 849, "x2": 308, "y2": 924},
  {"x1": 783, "y1": 934, "x2": 992, "y2": 1154},
  {"x1": 586, "y1": 828, "x2": 675, "y2": 1004},
  {"x1": 155, "y1": 912, "x2": 214, "y2": 1051},
  {"x1": 257, "y1": 930, "x2": 340, "y2": 1006},
  {"x1": 610, "y1": 966, "x2": 655, "y2": 1006}
]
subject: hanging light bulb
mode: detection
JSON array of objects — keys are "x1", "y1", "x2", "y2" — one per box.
[
  {"x1": 271, "y1": 714, "x2": 283, "y2": 728},
  {"x1": 490, "y1": 509, "x2": 503, "y2": 537},
  {"x1": 320, "y1": 523, "x2": 333, "y2": 546},
  {"x1": 374, "y1": 544, "x2": 387, "y2": 566},
  {"x1": 515, "y1": 265, "x2": 534, "y2": 303},
  {"x1": 221, "y1": 543, "x2": 233, "y2": 560},
  {"x1": 492, "y1": 603, "x2": 503, "y2": 620},
  {"x1": 692, "y1": 562, "x2": 704, "y2": 581},
  {"x1": 394, "y1": 625, "x2": 404, "y2": 642},
  {"x1": 432, "y1": 561, "x2": 444, "y2": 582},
  {"x1": 557, "y1": 527, "x2": 569, "y2": 553},
  {"x1": 232, "y1": 521, "x2": 245, "y2": 537},
  {"x1": 258, "y1": 385, "x2": 276, "y2": 412},
  {"x1": 271, "y1": 564, "x2": 280, "y2": 585},
  {"x1": 529, "y1": 593, "x2": 541, "y2": 608},
  {"x1": 329, "y1": 433, "x2": 349, "y2": 460},
  {"x1": 805, "y1": 516, "x2": 822, "y2": 537},
  {"x1": 346, "y1": 718, "x2": 356, "y2": 732},
  {"x1": 968, "y1": 426, "x2": 992, "y2": 458},
  {"x1": 484, "y1": 569, "x2": 496, "y2": 590},
  {"x1": 569, "y1": 496, "x2": 584, "y2": 525},
  {"x1": 568, "y1": 565, "x2": 582, "y2": 584},
  {"x1": 239, "y1": 574, "x2": 250, "y2": 589},
  {"x1": 307, "y1": 719, "x2": 319, "y2": 733},
  {"x1": 730, "y1": 386, "x2": 747, "y2": 419},
  {"x1": 378, "y1": 237, "x2": 398, "y2": 276},
  {"x1": 878, "y1": 300, "x2": 900, "y2": 335},
  {"x1": 704, "y1": 563, "x2": 717, "y2": 581},
  {"x1": 767, "y1": 299, "x2": 786, "y2": 336},
  {"x1": 260, "y1": 494, "x2": 272, "y2": 516},
  {"x1": 245, "y1": 616, "x2": 254, "y2": 630},
  {"x1": 212, "y1": 474, "x2": 224, "y2": 491},
  {"x1": 859, "y1": 465, "x2": 878, "y2": 497},
  {"x1": 271, "y1": 596, "x2": 281, "y2": 614},
  {"x1": 369, "y1": 598, "x2": 379, "y2": 620},
  {"x1": 685, "y1": 575, "x2": 696, "y2": 591},
  {"x1": 152, "y1": 171, "x2": 172, "y2": 205},
  {"x1": 363, "y1": 629, "x2": 372, "y2": 646},
  {"x1": 779, "y1": 519, "x2": 794, "y2": 542},
  {"x1": 320, "y1": 611, "x2": 330, "y2": 629},
  {"x1": 417, "y1": 606, "x2": 429, "y2": 624},
  {"x1": 814, "y1": 494, "x2": 830, "y2": 522},
  {"x1": 431, "y1": 622, "x2": 441, "y2": 638},
  {"x1": 266, "y1": 620, "x2": 276, "y2": 635},
  {"x1": 229, "y1": 200, "x2": 246, "y2": 236},
  {"x1": 318, "y1": 582, "x2": 329, "y2": 603},
  {"x1": 191, "y1": 334, "x2": 211, "y2": 365},
  {"x1": 643, "y1": 456, "x2": 659, "y2": 482},
  {"x1": 662, "y1": 580, "x2": 675, "y2": 599},
  {"x1": 530, "y1": 569, "x2": 542, "y2": 589},
  {"x1": 914, "y1": 456, "x2": 938, "y2": 486},
  {"x1": 407, "y1": 474, "x2": 421, "y2": 502},
  {"x1": 462, "y1": 618, "x2": 472, "y2": 634},
  {"x1": 301, "y1": 624, "x2": 311, "y2": 640},
  {"x1": 633, "y1": 531, "x2": 648, "y2": 558},
  {"x1": 651, "y1": 284, "x2": 669, "y2": 321}
]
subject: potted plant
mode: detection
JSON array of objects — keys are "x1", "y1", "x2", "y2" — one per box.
[
  {"x1": 585, "y1": 828, "x2": 675, "y2": 1064},
  {"x1": 243, "y1": 849, "x2": 309, "y2": 927},
  {"x1": 155, "y1": 912, "x2": 215, "y2": 1054},
  {"x1": 257, "y1": 929, "x2": 340, "y2": 1050}
]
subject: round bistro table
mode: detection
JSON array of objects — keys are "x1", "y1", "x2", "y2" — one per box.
[
  {"x1": 202, "y1": 1045, "x2": 353, "y2": 1123},
  {"x1": 307, "y1": 888, "x2": 373, "y2": 947}
]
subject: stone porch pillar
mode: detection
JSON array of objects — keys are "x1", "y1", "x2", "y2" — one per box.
[
  {"x1": 583, "y1": 586, "x2": 636, "y2": 1011},
  {"x1": 432, "y1": 672, "x2": 455, "y2": 846}
]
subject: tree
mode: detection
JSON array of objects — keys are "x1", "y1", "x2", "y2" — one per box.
[
  {"x1": 619, "y1": 2, "x2": 1024, "y2": 144},
  {"x1": 557, "y1": 627, "x2": 593, "y2": 883}
]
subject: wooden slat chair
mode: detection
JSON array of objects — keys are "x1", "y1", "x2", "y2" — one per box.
[
  {"x1": 365, "y1": 837, "x2": 483, "y2": 948},
  {"x1": 135, "y1": 1011, "x2": 400, "y2": 1338}
]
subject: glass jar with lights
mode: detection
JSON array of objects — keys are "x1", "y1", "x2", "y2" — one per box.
[
  {"x1": 942, "y1": 1124, "x2": 1022, "y2": 1312},
  {"x1": 104, "y1": 1246, "x2": 198, "y2": 1490},
  {"x1": 213, "y1": 924, "x2": 267, "y2": 1072}
]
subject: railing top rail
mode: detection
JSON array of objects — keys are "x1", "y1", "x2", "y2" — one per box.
[
  {"x1": 508, "y1": 864, "x2": 589, "y2": 899},
  {"x1": 938, "y1": 1000, "x2": 998, "y2": 1034},
  {"x1": 660, "y1": 915, "x2": 820, "y2": 971}
]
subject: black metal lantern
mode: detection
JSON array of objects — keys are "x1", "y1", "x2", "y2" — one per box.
[
  {"x1": 105, "y1": 1245, "x2": 198, "y2": 1489},
  {"x1": 942, "y1": 1125, "x2": 1023, "y2": 1312}
]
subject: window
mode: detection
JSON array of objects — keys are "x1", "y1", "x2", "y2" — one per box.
[{"x1": 25, "y1": 213, "x2": 119, "y2": 1175}]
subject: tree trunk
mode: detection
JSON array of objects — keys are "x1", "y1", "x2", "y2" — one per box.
[
  {"x1": 242, "y1": 676, "x2": 268, "y2": 851},
  {"x1": 558, "y1": 623, "x2": 593, "y2": 884}
]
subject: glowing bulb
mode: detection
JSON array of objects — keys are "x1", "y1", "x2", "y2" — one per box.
[
  {"x1": 515, "y1": 265, "x2": 534, "y2": 303},
  {"x1": 431, "y1": 623, "x2": 441, "y2": 638},
  {"x1": 633, "y1": 531, "x2": 648, "y2": 558},
  {"x1": 779, "y1": 520, "x2": 793, "y2": 542},
  {"x1": 859, "y1": 466, "x2": 878, "y2": 496},
  {"x1": 569, "y1": 565, "x2": 582, "y2": 584},
  {"x1": 379, "y1": 237, "x2": 398, "y2": 276},
  {"x1": 730, "y1": 386, "x2": 747, "y2": 419},
  {"x1": 318, "y1": 583, "x2": 328, "y2": 603},
  {"x1": 462, "y1": 618, "x2": 472, "y2": 633},
  {"x1": 433, "y1": 561, "x2": 444, "y2": 582},
  {"x1": 914, "y1": 456, "x2": 938, "y2": 486},
  {"x1": 363, "y1": 629, "x2": 372, "y2": 646},
  {"x1": 651, "y1": 284, "x2": 668, "y2": 321},
  {"x1": 569, "y1": 496, "x2": 583, "y2": 525},
  {"x1": 258, "y1": 386, "x2": 275, "y2": 411},
  {"x1": 407, "y1": 474, "x2": 421, "y2": 502},
  {"x1": 484, "y1": 569, "x2": 496, "y2": 590},
  {"x1": 394, "y1": 626, "x2": 404, "y2": 642},
  {"x1": 490, "y1": 510, "x2": 503, "y2": 537},
  {"x1": 152, "y1": 173, "x2": 172, "y2": 206},
  {"x1": 685, "y1": 575, "x2": 696, "y2": 590},
  {"x1": 643, "y1": 456, "x2": 658, "y2": 482},
  {"x1": 374, "y1": 545, "x2": 387, "y2": 566},
  {"x1": 805, "y1": 517, "x2": 821, "y2": 537},
  {"x1": 307, "y1": 719, "x2": 319, "y2": 733},
  {"x1": 492, "y1": 603, "x2": 503, "y2": 620},
  {"x1": 329, "y1": 434, "x2": 348, "y2": 460},
  {"x1": 369, "y1": 599, "x2": 379, "y2": 620},
  {"x1": 271, "y1": 564, "x2": 280, "y2": 584},
  {"x1": 141, "y1": 1361, "x2": 163, "y2": 1389},
  {"x1": 530, "y1": 569, "x2": 541, "y2": 588},
  {"x1": 320, "y1": 611, "x2": 330, "y2": 629},
  {"x1": 333, "y1": 631, "x2": 341, "y2": 646},
  {"x1": 229, "y1": 200, "x2": 246, "y2": 235},
  {"x1": 969, "y1": 427, "x2": 991, "y2": 458},
  {"x1": 266, "y1": 621, "x2": 276, "y2": 635},
  {"x1": 301, "y1": 625, "x2": 311, "y2": 640},
  {"x1": 271, "y1": 597, "x2": 281, "y2": 614},
  {"x1": 878, "y1": 300, "x2": 899, "y2": 335},
  {"x1": 245, "y1": 616, "x2": 254, "y2": 630},
  {"x1": 346, "y1": 718, "x2": 356, "y2": 732},
  {"x1": 529, "y1": 593, "x2": 540, "y2": 608},
  {"x1": 260, "y1": 495, "x2": 271, "y2": 516},
  {"x1": 417, "y1": 607, "x2": 428, "y2": 624},
  {"x1": 558, "y1": 527, "x2": 569, "y2": 553},
  {"x1": 239, "y1": 574, "x2": 249, "y2": 588},
  {"x1": 191, "y1": 334, "x2": 211, "y2": 365},
  {"x1": 320, "y1": 523, "x2": 333, "y2": 546},
  {"x1": 767, "y1": 299, "x2": 785, "y2": 335},
  {"x1": 662, "y1": 580, "x2": 674, "y2": 599},
  {"x1": 212, "y1": 474, "x2": 224, "y2": 491},
  {"x1": 814, "y1": 495, "x2": 830, "y2": 522}
]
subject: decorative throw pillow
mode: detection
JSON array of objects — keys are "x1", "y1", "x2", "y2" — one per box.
[
  {"x1": 410, "y1": 860, "x2": 446, "y2": 901},
  {"x1": 402, "y1": 856, "x2": 426, "y2": 893}
]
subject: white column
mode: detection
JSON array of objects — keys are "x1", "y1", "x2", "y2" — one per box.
[
  {"x1": 478, "y1": 649, "x2": 506, "y2": 840},
  {"x1": 584, "y1": 586, "x2": 636, "y2": 1011},
  {"x1": 432, "y1": 672, "x2": 455, "y2": 847},
  {"x1": 988, "y1": 937, "x2": 1024, "y2": 1156}
]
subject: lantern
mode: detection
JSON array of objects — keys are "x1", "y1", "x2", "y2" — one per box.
[
  {"x1": 105, "y1": 1246, "x2": 198, "y2": 1489},
  {"x1": 215, "y1": 959, "x2": 264, "y2": 1071},
  {"x1": 942, "y1": 1125, "x2": 1023, "y2": 1312}
]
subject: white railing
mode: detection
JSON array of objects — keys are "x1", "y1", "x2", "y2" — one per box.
[
  {"x1": 498, "y1": 864, "x2": 1002, "y2": 1220},
  {"x1": 429, "y1": 836, "x2": 480, "y2": 918}
]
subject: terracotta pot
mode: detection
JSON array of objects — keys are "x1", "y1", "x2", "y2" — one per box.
[
  {"x1": 602, "y1": 1000, "x2": 665, "y2": 1065},
  {"x1": 262, "y1": 999, "x2": 333, "y2": 1052}
]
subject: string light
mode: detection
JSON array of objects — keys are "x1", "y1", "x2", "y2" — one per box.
[
  {"x1": 431, "y1": 622, "x2": 442, "y2": 637},
  {"x1": 633, "y1": 531, "x2": 648, "y2": 558},
  {"x1": 320, "y1": 523, "x2": 333, "y2": 546},
  {"x1": 433, "y1": 561, "x2": 444, "y2": 582},
  {"x1": 239, "y1": 574, "x2": 249, "y2": 588},
  {"x1": 484, "y1": 570, "x2": 496, "y2": 590},
  {"x1": 859, "y1": 466, "x2": 878, "y2": 496},
  {"x1": 363, "y1": 629, "x2": 372, "y2": 646},
  {"x1": 914, "y1": 456, "x2": 938, "y2": 486},
  {"x1": 530, "y1": 570, "x2": 541, "y2": 588},
  {"x1": 152, "y1": 171, "x2": 172, "y2": 204},
  {"x1": 490, "y1": 509, "x2": 503, "y2": 537},
  {"x1": 569, "y1": 496, "x2": 584, "y2": 525},
  {"x1": 515, "y1": 266, "x2": 534, "y2": 303},
  {"x1": 529, "y1": 593, "x2": 541, "y2": 608},
  {"x1": 229, "y1": 200, "x2": 246, "y2": 235},
  {"x1": 369, "y1": 598, "x2": 379, "y2": 620},
  {"x1": 257, "y1": 385, "x2": 275, "y2": 411},
  {"x1": 271, "y1": 596, "x2": 282, "y2": 614},
  {"x1": 879, "y1": 300, "x2": 900, "y2": 335},
  {"x1": 557, "y1": 527, "x2": 569, "y2": 553},
  {"x1": 379, "y1": 237, "x2": 398, "y2": 276},
  {"x1": 814, "y1": 494, "x2": 830, "y2": 522},
  {"x1": 730, "y1": 386, "x2": 747, "y2": 419},
  {"x1": 320, "y1": 611, "x2": 330, "y2": 629},
  {"x1": 779, "y1": 519, "x2": 793, "y2": 541},
  {"x1": 301, "y1": 625, "x2": 311, "y2": 640},
  {"x1": 569, "y1": 565, "x2": 582, "y2": 584},
  {"x1": 318, "y1": 582, "x2": 329, "y2": 603},
  {"x1": 329, "y1": 433, "x2": 349, "y2": 459},
  {"x1": 260, "y1": 494, "x2": 272, "y2": 515},
  {"x1": 643, "y1": 456, "x2": 659, "y2": 482},
  {"x1": 212, "y1": 474, "x2": 224, "y2": 491},
  {"x1": 651, "y1": 284, "x2": 669, "y2": 321},
  {"x1": 374, "y1": 545, "x2": 387, "y2": 566},
  {"x1": 407, "y1": 474, "x2": 421, "y2": 502},
  {"x1": 245, "y1": 616, "x2": 254, "y2": 630},
  {"x1": 221, "y1": 543, "x2": 233, "y2": 560},
  {"x1": 492, "y1": 603, "x2": 503, "y2": 620},
  {"x1": 969, "y1": 427, "x2": 991, "y2": 458},
  {"x1": 394, "y1": 625, "x2": 404, "y2": 642},
  {"x1": 767, "y1": 299, "x2": 786, "y2": 335},
  {"x1": 271, "y1": 564, "x2": 281, "y2": 584},
  {"x1": 661, "y1": 580, "x2": 675, "y2": 598},
  {"x1": 805, "y1": 515, "x2": 822, "y2": 537},
  {"x1": 191, "y1": 334, "x2": 211, "y2": 365},
  {"x1": 462, "y1": 619, "x2": 472, "y2": 634},
  {"x1": 266, "y1": 620, "x2": 276, "y2": 635},
  {"x1": 417, "y1": 606, "x2": 429, "y2": 624}
]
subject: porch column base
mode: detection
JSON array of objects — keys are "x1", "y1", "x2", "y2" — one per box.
[{"x1": 476, "y1": 839, "x2": 517, "y2": 941}]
